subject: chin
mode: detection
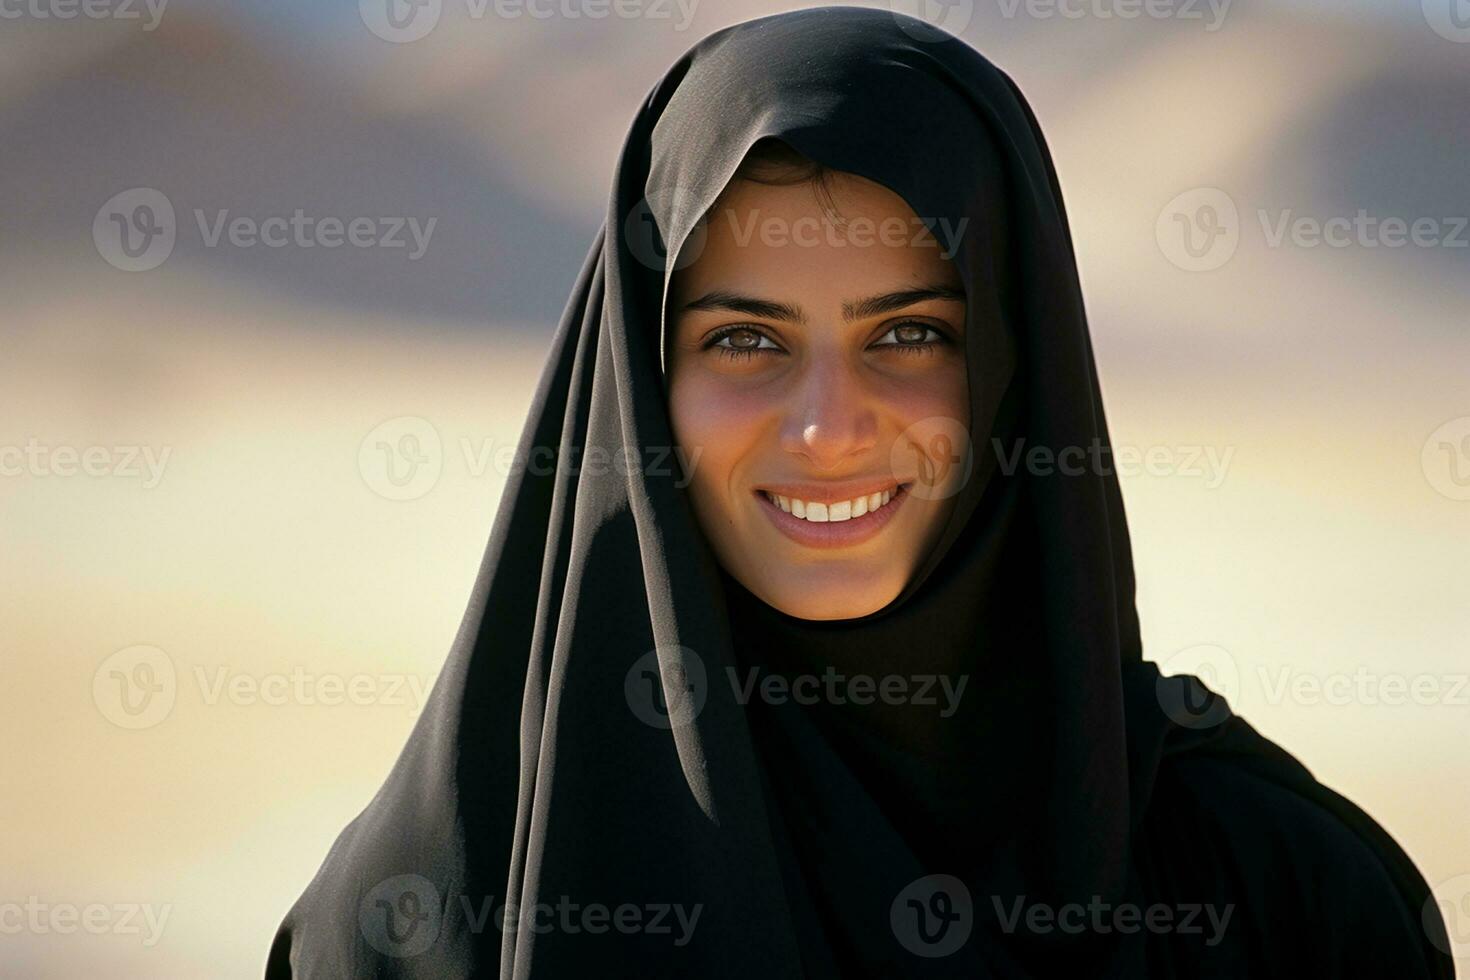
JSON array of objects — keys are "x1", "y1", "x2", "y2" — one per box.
[{"x1": 751, "y1": 568, "x2": 904, "y2": 622}]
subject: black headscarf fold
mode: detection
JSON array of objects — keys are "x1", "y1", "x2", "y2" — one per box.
[{"x1": 267, "y1": 8, "x2": 1453, "y2": 978}]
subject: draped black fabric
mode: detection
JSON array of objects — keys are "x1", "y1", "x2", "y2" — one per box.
[{"x1": 266, "y1": 8, "x2": 1454, "y2": 978}]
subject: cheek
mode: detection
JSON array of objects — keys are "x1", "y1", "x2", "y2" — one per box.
[
  {"x1": 873, "y1": 362, "x2": 970, "y2": 506},
  {"x1": 873, "y1": 360, "x2": 970, "y2": 428},
  {"x1": 668, "y1": 375, "x2": 773, "y2": 515}
]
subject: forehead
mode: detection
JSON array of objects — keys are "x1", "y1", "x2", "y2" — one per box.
[{"x1": 670, "y1": 173, "x2": 962, "y2": 305}]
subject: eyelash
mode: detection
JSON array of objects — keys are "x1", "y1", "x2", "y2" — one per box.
[{"x1": 704, "y1": 321, "x2": 951, "y2": 362}]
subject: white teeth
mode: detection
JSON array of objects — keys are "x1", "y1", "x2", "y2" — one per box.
[{"x1": 764, "y1": 488, "x2": 901, "y2": 524}]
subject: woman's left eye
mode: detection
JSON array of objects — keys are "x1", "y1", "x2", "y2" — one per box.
[{"x1": 872, "y1": 321, "x2": 947, "y2": 353}]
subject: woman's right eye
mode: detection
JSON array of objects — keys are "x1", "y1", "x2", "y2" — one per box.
[{"x1": 706, "y1": 326, "x2": 782, "y2": 361}]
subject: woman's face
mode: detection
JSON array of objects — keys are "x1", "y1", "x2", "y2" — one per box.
[{"x1": 667, "y1": 172, "x2": 970, "y2": 621}]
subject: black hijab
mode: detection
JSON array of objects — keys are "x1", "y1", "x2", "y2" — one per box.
[{"x1": 267, "y1": 8, "x2": 1453, "y2": 977}]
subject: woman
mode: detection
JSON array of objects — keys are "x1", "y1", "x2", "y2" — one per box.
[{"x1": 266, "y1": 8, "x2": 1452, "y2": 977}]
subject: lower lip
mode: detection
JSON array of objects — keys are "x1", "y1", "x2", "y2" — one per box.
[{"x1": 755, "y1": 485, "x2": 909, "y2": 550}]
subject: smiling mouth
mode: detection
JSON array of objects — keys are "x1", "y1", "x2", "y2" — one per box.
[
  {"x1": 752, "y1": 481, "x2": 911, "y2": 549},
  {"x1": 759, "y1": 484, "x2": 908, "y2": 523}
]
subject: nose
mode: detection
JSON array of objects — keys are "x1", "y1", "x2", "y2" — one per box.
[{"x1": 777, "y1": 355, "x2": 878, "y2": 470}]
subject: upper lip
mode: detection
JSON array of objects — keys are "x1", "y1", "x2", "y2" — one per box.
[{"x1": 754, "y1": 479, "x2": 907, "y2": 504}]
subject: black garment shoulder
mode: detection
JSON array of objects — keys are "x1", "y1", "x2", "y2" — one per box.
[{"x1": 1136, "y1": 750, "x2": 1452, "y2": 979}]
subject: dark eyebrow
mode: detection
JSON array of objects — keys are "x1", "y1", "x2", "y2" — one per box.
[
  {"x1": 681, "y1": 290, "x2": 808, "y2": 324},
  {"x1": 680, "y1": 284, "x2": 964, "y2": 324},
  {"x1": 842, "y1": 285, "x2": 966, "y2": 322}
]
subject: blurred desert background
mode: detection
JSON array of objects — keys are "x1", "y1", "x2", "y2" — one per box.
[{"x1": 1, "y1": 0, "x2": 1467, "y2": 975}]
